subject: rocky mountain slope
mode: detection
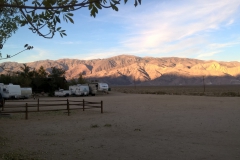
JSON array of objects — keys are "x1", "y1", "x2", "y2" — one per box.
[{"x1": 0, "y1": 55, "x2": 240, "y2": 85}]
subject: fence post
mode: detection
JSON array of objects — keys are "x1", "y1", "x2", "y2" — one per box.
[
  {"x1": 101, "y1": 100, "x2": 103, "y2": 113},
  {"x1": 25, "y1": 103, "x2": 28, "y2": 120},
  {"x1": 2, "y1": 99, "x2": 4, "y2": 111},
  {"x1": 83, "y1": 99, "x2": 85, "y2": 111},
  {"x1": 67, "y1": 99, "x2": 70, "y2": 116},
  {"x1": 37, "y1": 98, "x2": 40, "y2": 112}
]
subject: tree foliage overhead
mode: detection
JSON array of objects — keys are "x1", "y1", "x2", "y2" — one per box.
[{"x1": 0, "y1": 0, "x2": 141, "y2": 51}]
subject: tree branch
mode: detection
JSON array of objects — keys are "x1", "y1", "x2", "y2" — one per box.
[{"x1": 0, "y1": 0, "x2": 101, "y2": 10}]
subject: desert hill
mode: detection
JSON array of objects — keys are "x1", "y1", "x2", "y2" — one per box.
[{"x1": 0, "y1": 55, "x2": 240, "y2": 85}]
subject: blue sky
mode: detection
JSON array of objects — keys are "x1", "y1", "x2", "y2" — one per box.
[{"x1": 1, "y1": 0, "x2": 240, "y2": 63}]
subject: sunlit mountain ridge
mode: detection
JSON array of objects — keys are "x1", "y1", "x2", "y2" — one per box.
[{"x1": 1, "y1": 55, "x2": 240, "y2": 85}]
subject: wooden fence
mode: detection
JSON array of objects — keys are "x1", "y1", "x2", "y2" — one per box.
[{"x1": 1, "y1": 99, "x2": 103, "y2": 120}]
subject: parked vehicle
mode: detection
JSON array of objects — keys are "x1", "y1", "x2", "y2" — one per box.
[
  {"x1": 69, "y1": 84, "x2": 90, "y2": 96},
  {"x1": 69, "y1": 85, "x2": 78, "y2": 95},
  {"x1": 20, "y1": 87, "x2": 32, "y2": 99},
  {"x1": 88, "y1": 82, "x2": 109, "y2": 95},
  {"x1": 54, "y1": 89, "x2": 71, "y2": 97},
  {"x1": 75, "y1": 85, "x2": 89, "y2": 96},
  {"x1": 88, "y1": 83, "x2": 97, "y2": 96},
  {"x1": 97, "y1": 83, "x2": 109, "y2": 92},
  {"x1": 0, "y1": 83, "x2": 21, "y2": 99}
]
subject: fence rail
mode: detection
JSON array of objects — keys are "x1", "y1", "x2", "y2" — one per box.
[{"x1": 1, "y1": 98, "x2": 103, "y2": 119}]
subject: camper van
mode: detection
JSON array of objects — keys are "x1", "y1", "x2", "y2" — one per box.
[{"x1": 0, "y1": 83, "x2": 21, "y2": 99}]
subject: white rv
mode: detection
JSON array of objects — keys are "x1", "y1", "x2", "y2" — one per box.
[
  {"x1": 88, "y1": 82, "x2": 109, "y2": 94},
  {"x1": 20, "y1": 87, "x2": 32, "y2": 99},
  {"x1": 69, "y1": 84, "x2": 89, "y2": 96},
  {"x1": 88, "y1": 83, "x2": 97, "y2": 96},
  {"x1": 76, "y1": 84, "x2": 89, "y2": 96},
  {"x1": 69, "y1": 85, "x2": 78, "y2": 95},
  {"x1": 97, "y1": 83, "x2": 109, "y2": 92},
  {"x1": 0, "y1": 83, "x2": 21, "y2": 99}
]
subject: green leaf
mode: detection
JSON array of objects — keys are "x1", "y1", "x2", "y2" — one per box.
[
  {"x1": 26, "y1": 14, "x2": 32, "y2": 22},
  {"x1": 90, "y1": 6, "x2": 98, "y2": 17},
  {"x1": 31, "y1": 11, "x2": 35, "y2": 17},
  {"x1": 112, "y1": 0, "x2": 120, "y2": 5},
  {"x1": 67, "y1": 13, "x2": 74, "y2": 16},
  {"x1": 134, "y1": 0, "x2": 137, "y2": 7},
  {"x1": 89, "y1": 3, "x2": 93, "y2": 10},
  {"x1": 66, "y1": 15, "x2": 74, "y2": 24},
  {"x1": 56, "y1": 16, "x2": 61, "y2": 23},
  {"x1": 110, "y1": 3, "x2": 118, "y2": 11},
  {"x1": 95, "y1": 2, "x2": 102, "y2": 9}
]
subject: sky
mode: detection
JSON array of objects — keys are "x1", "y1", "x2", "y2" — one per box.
[{"x1": 1, "y1": 0, "x2": 240, "y2": 63}]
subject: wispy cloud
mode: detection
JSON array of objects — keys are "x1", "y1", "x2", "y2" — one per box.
[
  {"x1": 116, "y1": 0, "x2": 240, "y2": 59},
  {"x1": 16, "y1": 48, "x2": 54, "y2": 63},
  {"x1": 208, "y1": 41, "x2": 240, "y2": 49},
  {"x1": 197, "y1": 51, "x2": 221, "y2": 58}
]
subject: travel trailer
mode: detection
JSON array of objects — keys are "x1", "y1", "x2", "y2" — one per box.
[
  {"x1": 69, "y1": 85, "x2": 78, "y2": 95},
  {"x1": 69, "y1": 84, "x2": 90, "y2": 96},
  {"x1": 88, "y1": 82, "x2": 109, "y2": 94},
  {"x1": 75, "y1": 85, "x2": 89, "y2": 96},
  {"x1": 20, "y1": 87, "x2": 32, "y2": 99},
  {"x1": 0, "y1": 83, "x2": 21, "y2": 99},
  {"x1": 88, "y1": 83, "x2": 97, "y2": 96}
]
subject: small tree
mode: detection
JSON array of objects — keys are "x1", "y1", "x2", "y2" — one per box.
[
  {"x1": 68, "y1": 78, "x2": 77, "y2": 86},
  {"x1": 77, "y1": 73, "x2": 88, "y2": 84},
  {"x1": 37, "y1": 66, "x2": 48, "y2": 78},
  {"x1": 49, "y1": 67, "x2": 65, "y2": 79}
]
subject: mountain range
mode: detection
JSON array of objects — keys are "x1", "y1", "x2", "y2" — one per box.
[{"x1": 0, "y1": 55, "x2": 240, "y2": 86}]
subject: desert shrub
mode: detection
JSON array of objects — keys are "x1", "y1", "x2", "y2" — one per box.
[
  {"x1": 156, "y1": 91, "x2": 166, "y2": 95},
  {"x1": 221, "y1": 92, "x2": 238, "y2": 97},
  {"x1": 104, "y1": 124, "x2": 112, "y2": 127},
  {"x1": 91, "y1": 124, "x2": 99, "y2": 128}
]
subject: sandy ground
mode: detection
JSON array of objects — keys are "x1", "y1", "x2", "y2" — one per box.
[{"x1": 0, "y1": 91, "x2": 240, "y2": 160}]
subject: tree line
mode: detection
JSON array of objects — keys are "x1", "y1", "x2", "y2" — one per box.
[{"x1": 0, "y1": 63, "x2": 87, "y2": 95}]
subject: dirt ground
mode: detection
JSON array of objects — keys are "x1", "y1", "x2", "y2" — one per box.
[{"x1": 0, "y1": 91, "x2": 240, "y2": 160}]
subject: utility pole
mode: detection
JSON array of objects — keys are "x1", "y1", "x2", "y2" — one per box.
[
  {"x1": 133, "y1": 76, "x2": 136, "y2": 89},
  {"x1": 203, "y1": 76, "x2": 205, "y2": 93}
]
